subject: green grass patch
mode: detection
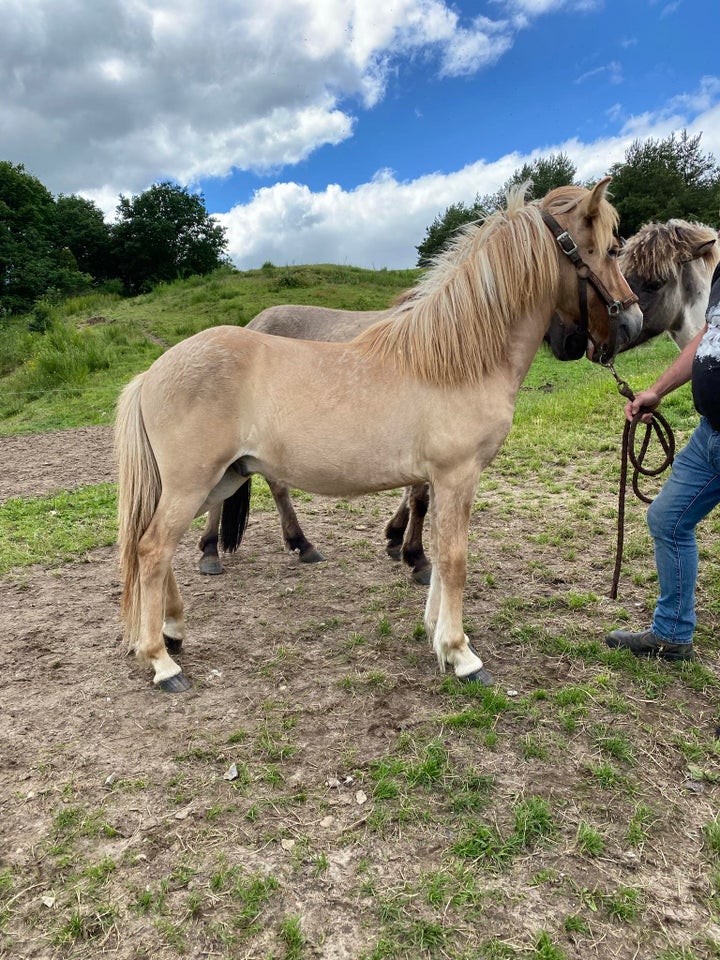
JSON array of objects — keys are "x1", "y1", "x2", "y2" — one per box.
[{"x1": 0, "y1": 484, "x2": 117, "y2": 574}]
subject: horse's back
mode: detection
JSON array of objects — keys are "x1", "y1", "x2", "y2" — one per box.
[{"x1": 247, "y1": 304, "x2": 391, "y2": 343}]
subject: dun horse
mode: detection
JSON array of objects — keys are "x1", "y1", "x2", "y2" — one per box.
[
  {"x1": 115, "y1": 180, "x2": 642, "y2": 692},
  {"x1": 197, "y1": 302, "x2": 434, "y2": 583}
]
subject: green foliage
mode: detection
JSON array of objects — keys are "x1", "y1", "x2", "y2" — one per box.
[
  {"x1": 609, "y1": 130, "x2": 720, "y2": 236},
  {"x1": 111, "y1": 181, "x2": 228, "y2": 294},
  {"x1": 0, "y1": 161, "x2": 92, "y2": 315},
  {"x1": 416, "y1": 152, "x2": 577, "y2": 265},
  {"x1": 54, "y1": 193, "x2": 115, "y2": 280},
  {"x1": 415, "y1": 197, "x2": 487, "y2": 267},
  {"x1": 481, "y1": 152, "x2": 578, "y2": 210}
]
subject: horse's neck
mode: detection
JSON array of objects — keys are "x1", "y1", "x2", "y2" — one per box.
[{"x1": 504, "y1": 300, "x2": 556, "y2": 390}]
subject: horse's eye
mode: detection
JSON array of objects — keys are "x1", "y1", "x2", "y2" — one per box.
[
  {"x1": 608, "y1": 247, "x2": 620, "y2": 259},
  {"x1": 643, "y1": 279, "x2": 664, "y2": 293}
]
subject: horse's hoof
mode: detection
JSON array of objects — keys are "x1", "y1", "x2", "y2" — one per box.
[
  {"x1": 157, "y1": 671, "x2": 192, "y2": 693},
  {"x1": 460, "y1": 666, "x2": 495, "y2": 686},
  {"x1": 412, "y1": 566, "x2": 432, "y2": 586},
  {"x1": 299, "y1": 547, "x2": 325, "y2": 563},
  {"x1": 386, "y1": 544, "x2": 402, "y2": 561},
  {"x1": 199, "y1": 556, "x2": 224, "y2": 575},
  {"x1": 164, "y1": 635, "x2": 183, "y2": 655}
]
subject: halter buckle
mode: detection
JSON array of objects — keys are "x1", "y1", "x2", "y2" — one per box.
[
  {"x1": 607, "y1": 300, "x2": 622, "y2": 318},
  {"x1": 555, "y1": 231, "x2": 579, "y2": 258}
]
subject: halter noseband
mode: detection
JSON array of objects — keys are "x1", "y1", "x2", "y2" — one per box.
[{"x1": 541, "y1": 209, "x2": 638, "y2": 363}]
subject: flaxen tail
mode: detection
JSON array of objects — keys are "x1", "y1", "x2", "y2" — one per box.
[{"x1": 114, "y1": 373, "x2": 161, "y2": 649}]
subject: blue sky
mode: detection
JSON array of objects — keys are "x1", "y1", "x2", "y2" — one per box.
[{"x1": 2, "y1": 0, "x2": 718, "y2": 269}]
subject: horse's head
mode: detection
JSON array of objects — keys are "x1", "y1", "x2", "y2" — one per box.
[
  {"x1": 539, "y1": 178, "x2": 643, "y2": 363},
  {"x1": 619, "y1": 220, "x2": 719, "y2": 351}
]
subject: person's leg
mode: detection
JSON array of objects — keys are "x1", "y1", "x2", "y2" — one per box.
[
  {"x1": 607, "y1": 419, "x2": 720, "y2": 659},
  {"x1": 650, "y1": 419, "x2": 720, "y2": 640}
]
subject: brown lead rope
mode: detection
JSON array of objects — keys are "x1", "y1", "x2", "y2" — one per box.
[{"x1": 606, "y1": 366, "x2": 675, "y2": 599}]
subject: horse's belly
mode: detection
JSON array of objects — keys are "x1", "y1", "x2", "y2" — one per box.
[{"x1": 243, "y1": 450, "x2": 422, "y2": 498}]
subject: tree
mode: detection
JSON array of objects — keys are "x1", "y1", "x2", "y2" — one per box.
[
  {"x1": 54, "y1": 194, "x2": 115, "y2": 281},
  {"x1": 479, "y1": 153, "x2": 578, "y2": 212},
  {"x1": 416, "y1": 153, "x2": 577, "y2": 266},
  {"x1": 416, "y1": 198, "x2": 486, "y2": 267},
  {"x1": 0, "y1": 162, "x2": 89, "y2": 315},
  {"x1": 111, "y1": 182, "x2": 228, "y2": 294},
  {"x1": 608, "y1": 131, "x2": 720, "y2": 237}
]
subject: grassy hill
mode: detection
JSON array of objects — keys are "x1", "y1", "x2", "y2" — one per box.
[{"x1": 0, "y1": 263, "x2": 420, "y2": 435}]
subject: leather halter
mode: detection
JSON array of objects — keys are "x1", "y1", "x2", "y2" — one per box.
[{"x1": 541, "y1": 209, "x2": 638, "y2": 363}]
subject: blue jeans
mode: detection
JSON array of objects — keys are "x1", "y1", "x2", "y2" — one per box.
[{"x1": 647, "y1": 417, "x2": 720, "y2": 642}]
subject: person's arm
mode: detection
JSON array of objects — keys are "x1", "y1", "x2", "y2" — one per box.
[{"x1": 625, "y1": 323, "x2": 707, "y2": 422}]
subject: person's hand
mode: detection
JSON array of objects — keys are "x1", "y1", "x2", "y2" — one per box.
[{"x1": 624, "y1": 389, "x2": 661, "y2": 423}]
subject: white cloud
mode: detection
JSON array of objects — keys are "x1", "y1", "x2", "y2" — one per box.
[
  {"x1": 0, "y1": 0, "x2": 517, "y2": 198},
  {"x1": 217, "y1": 92, "x2": 720, "y2": 271}
]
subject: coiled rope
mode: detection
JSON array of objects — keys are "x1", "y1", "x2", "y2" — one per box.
[{"x1": 607, "y1": 365, "x2": 675, "y2": 599}]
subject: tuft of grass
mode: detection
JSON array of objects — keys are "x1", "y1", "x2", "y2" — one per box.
[
  {"x1": 280, "y1": 915, "x2": 307, "y2": 959},
  {"x1": 576, "y1": 820, "x2": 605, "y2": 857},
  {"x1": 703, "y1": 814, "x2": 720, "y2": 858}
]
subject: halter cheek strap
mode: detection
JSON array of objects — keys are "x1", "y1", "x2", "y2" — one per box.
[{"x1": 540, "y1": 209, "x2": 638, "y2": 363}]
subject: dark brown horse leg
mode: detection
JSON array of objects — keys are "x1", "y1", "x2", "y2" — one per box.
[
  {"x1": 402, "y1": 483, "x2": 432, "y2": 585},
  {"x1": 198, "y1": 503, "x2": 224, "y2": 575},
  {"x1": 267, "y1": 478, "x2": 325, "y2": 563},
  {"x1": 384, "y1": 488, "x2": 410, "y2": 560}
]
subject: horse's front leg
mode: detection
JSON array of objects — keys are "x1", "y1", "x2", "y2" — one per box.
[
  {"x1": 424, "y1": 477, "x2": 493, "y2": 686},
  {"x1": 401, "y1": 483, "x2": 431, "y2": 585},
  {"x1": 198, "y1": 503, "x2": 223, "y2": 575},
  {"x1": 267, "y1": 479, "x2": 324, "y2": 563}
]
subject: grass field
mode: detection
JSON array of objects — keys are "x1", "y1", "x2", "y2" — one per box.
[{"x1": 1, "y1": 266, "x2": 719, "y2": 960}]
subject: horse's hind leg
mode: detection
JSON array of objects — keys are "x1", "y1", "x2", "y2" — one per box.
[
  {"x1": 268, "y1": 478, "x2": 324, "y2": 563},
  {"x1": 384, "y1": 488, "x2": 410, "y2": 560},
  {"x1": 136, "y1": 494, "x2": 197, "y2": 691},
  {"x1": 401, "y1": 483, "x2": 431, "y2": 585},
  {"x1": 198, "y1": 503, "x2": 223, "y2": 575},
  {"x1": 163, "y1": 568, "x2": 185, "y2": 655}
]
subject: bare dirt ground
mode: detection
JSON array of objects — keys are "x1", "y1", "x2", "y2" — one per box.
[{"x1": 1, "y1": 428, "x2": 719, "y2": 959}]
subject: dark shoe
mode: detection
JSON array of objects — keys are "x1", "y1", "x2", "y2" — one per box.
[{"x1": 605, "y1": 628, "x2": 695, "y2": 662}]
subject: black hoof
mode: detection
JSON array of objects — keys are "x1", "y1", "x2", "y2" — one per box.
[
  {"x1": 386, "y1": 544, "x2": 402, "y2": 561},
  {"x1": 164, "y1": 634, "x2": 183, "y2": 655},
  {"x1": 460, "y1": 666, "x2": 495, "y2": 686},
  {"x1": 299, "y1": 547, "x2": 325, "y2": 563},
  {"x1": 199, "y1": 556, "x2": 224, "y2": 575},
  {"x1": 412, "y1": 565, "x2": 432, "y2": 586},
  {"x1": 157, "y1": 671, "x2": 192, "y2": 693}
]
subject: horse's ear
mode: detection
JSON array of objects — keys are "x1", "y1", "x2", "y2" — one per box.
[
  {"x1": 690, "y1": 238, "x2": 717, "y2": 261},
  {"x1": 585, "y1": 176, "x2": 612, "y2": 217}
]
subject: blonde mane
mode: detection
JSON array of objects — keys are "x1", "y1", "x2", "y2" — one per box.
[
  {"x1": 619, "y1": 219, "x2": 719, "y2": 282},
  {"x1": 355, "y1": 184, "x2": 614, "y2": 386}
]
